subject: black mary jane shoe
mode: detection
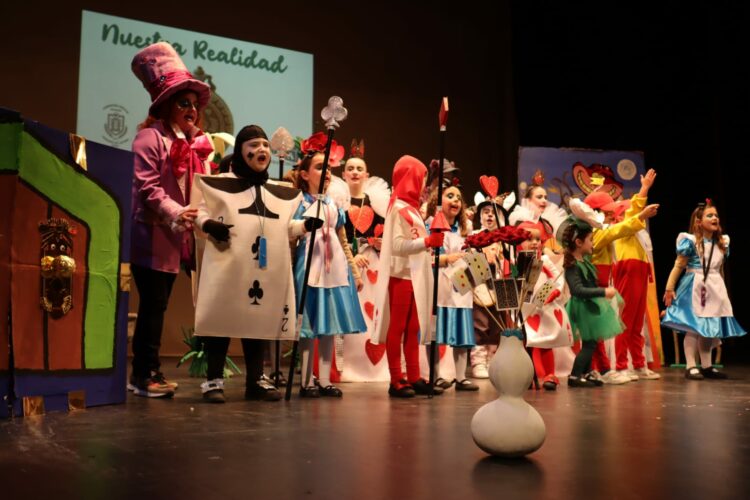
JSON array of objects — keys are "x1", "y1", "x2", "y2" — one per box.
[
  {"x1": 299, "y1": 386, "x2": 321, "y2": 398},
  {"x1": 388, "y1": 383, "x2": 416, "y2": 398},
  {"x1": 454, "y1": 379, "x2": 479, "y2": 391},
  {"x1": 319, "y1": 385, "x2": 343, "y2": 397},
  {"x1": 411, "y1": 378, "x2": 444, "y2": 396},
  {"x1": 434, "y1": 377, "x2": 454, "y2": 389},
  {"x1": 685, "y1": 367, "x2": 704, "y2": 380},
  {"x1": 700, "y1": 366, "x2": 728, "y2": 379}
]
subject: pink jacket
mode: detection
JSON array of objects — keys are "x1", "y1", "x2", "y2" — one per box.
[{"x1": 130, "y1": 121, "x2": 190, "y2": 273}]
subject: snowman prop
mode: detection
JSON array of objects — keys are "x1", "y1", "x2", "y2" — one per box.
[{"x1": 451, "y1": 201, "x2": 546, "y2": 457}]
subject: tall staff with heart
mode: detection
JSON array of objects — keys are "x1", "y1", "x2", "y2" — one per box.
[
  {"x1": 428, "y1": 98, "x2": 452, "y2": 396},
  {"x1": 285, "y1": 97, "x2": 349, "y2": 400}
]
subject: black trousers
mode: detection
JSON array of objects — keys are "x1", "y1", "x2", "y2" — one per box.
[
  {"x1": 204, "y1": 337, "x2": 265, "y2": 384},
  {"x1": 131, "y1": 264, "x2": 176, "y2": 378},
  {"x1": 571, "y1": 340, "x2": 596, "y2": 377}
]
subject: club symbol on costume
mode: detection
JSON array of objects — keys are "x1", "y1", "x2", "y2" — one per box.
[{"x1": 248, "y1": 280, "x2": 264, "y2": 305}]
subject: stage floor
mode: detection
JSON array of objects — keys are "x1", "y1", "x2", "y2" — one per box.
[{"x1": 2, "y1": 362, "x2": 749, "y2": 500}]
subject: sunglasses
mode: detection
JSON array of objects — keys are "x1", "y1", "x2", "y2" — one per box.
[{"x1": 176, "y1": 99, "x2": 199, "y2": 110}]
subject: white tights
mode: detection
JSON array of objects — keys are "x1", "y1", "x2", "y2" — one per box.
[
  {"x1": 299, "y1": 336, "x2": 334, "y2": 388},
  {"x1": 683, "y1": 332, "x2": 714, "y2": 369}
]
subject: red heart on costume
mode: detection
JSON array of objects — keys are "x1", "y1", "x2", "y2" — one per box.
[
  {"x1": 364, "y1": 301, "x2": 374, "y2": 319},
  {"x1": 554, "y1": 308, "x2": 564, "y2": 326},
  {"x1": 349, "y1": 205, "x2": 375, "y2": 234},
  {"x1": 526, "y1": 314, "x2": 541, "y2": 331},
  {"x1": 439, "y1": 344, "x2": 447, "y2": 360},
  {"x1": 366, "y1": 270, "x2": 378, "y2": 284},
  {"x1": 479, "y1": 175, "x2": 499, "y2": 198},
  {"x1": 374, "y1": 224, "x2": 384, "y2": 237},
  {"x1": 365, "y1": 339, "x2": 387, "y2": 365}
]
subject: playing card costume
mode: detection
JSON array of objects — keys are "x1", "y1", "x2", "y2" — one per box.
[{"x1": 192, "y1": 125, "x2": 305, "y2": 402}]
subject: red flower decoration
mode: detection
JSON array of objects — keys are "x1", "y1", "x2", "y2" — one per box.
[
  {"x1": 300, "y1": 132, "x2": 328, "y2": 155},
  {"x1": 329, "y1": 143, "x2": 345, "y2": 167},
  {"x1": 462, "y1": 227, "x2": 531, "y2": 250}
]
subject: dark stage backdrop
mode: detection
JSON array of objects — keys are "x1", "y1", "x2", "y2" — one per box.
[{"x1": 3, "y1": 2, "x2": 748, "y2": 362}]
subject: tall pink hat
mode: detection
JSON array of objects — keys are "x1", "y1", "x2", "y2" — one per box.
[{"x1": 131, "y1": 42, "x2": 211, "y2": 117}]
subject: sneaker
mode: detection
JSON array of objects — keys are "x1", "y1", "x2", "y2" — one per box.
[
  {"x1": 246, "y1": 378, "x2": 282, "y2": 401},
  {"x1": 131, "y1": 375, "x2": 175, "y2": 398},
  {"x1": 584, "y1": 371, "x2": 604, "y2": 387},
  {"x1": 621, "y1": 370, "x2": 639, "y2": 382},
  {"x1": 685, "y1": 366, "x2": 704, "y2": 380},
  {"x1": 700, "y1": 366, "x2": 728, "y2": 379},
  {"x1": 388, "y1": 382, "x2": 416, "y2": 398},
  {"x1": 601, "y1": 370, "x2": 630, "y2": 385},
  {"x1": 267, "y1": 371, "x2": 288, "y2": 387},
  {"x1": 152, "y1": 371, "x2": 179, "y2": 391},
  {"x1": 411, "y1": 378, "x2": 444, "y2": 396},
  {"x1": 567, "y1": 375, "x2": 596, "y2": 388},
  {"x1": 201, "y1": 379, "x2": 225, "y2": 403},
  {"x1": 454, "y1": 379, "x2": 479, "y2": 391},
  {"x1": 634, "y1": 367, "x2": 661, "y2": 380},
  {"x1": 471, "y1": 363, "x2": 489, "y2": 379}
]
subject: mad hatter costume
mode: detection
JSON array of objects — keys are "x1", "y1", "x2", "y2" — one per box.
[{"x1": 129, "y1": 42, "x2": 211, "y2": 398}]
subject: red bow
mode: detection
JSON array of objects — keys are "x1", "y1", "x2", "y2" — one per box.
[{"x1": 171, "y1": 134, "x2": 212, "y2": 179}]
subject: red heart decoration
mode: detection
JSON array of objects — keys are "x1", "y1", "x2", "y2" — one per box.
[
  {"x1": 526, "y1": 314, "x2": 541, "y2": 332},
  {"x1": 439, "y1": 344, "x2": 447, "y2": 360},
  {"x1": 366, "y1": 270, "x2": 378, "y2": 284},
  {"x1": 365, "y1": 339, "x2": 387, "y2": 365},
  {"x1": 479, "y1": 175, "x2": 499, "y2": 198},
  {"x1": 374, "y1": 224, "x2": 384, "y2": 237},
  {"x1": 554, "y1": 308, "x2": 564, "y2": 327},
  {"x1": 349, "y1": 205, "x2": 375, "y2": 234},
  {"x1": 364, "y1": 301, "x2": 375, "y2": 319}
]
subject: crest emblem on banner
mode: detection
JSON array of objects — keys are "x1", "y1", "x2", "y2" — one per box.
[{"x1": 102, "y1": 104, "x2": 129, "y2": 146}]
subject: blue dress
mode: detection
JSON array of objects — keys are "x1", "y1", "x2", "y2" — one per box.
[
  {"x1": 293, "y1": 193, "x2": 366, "y2": 339},
  {"x1": 428, "y1": 221, "x2": 475, "y2": 348},
  {"x1": 661, "y1": 233, "x2": 745, "y2": 339}
]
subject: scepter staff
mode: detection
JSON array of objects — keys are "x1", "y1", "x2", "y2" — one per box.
[
  {"x1": 285, "y1": 97, "x2": 348, "y2": 401},
  {"x1": 270, "y1": 126, "x2": 295, "y2": 388},
  {"x1": 428, "y1": 97, "x2": 450, "y2": 397}
]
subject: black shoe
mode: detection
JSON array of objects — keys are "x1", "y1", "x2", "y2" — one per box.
[
  {"x1": 411, "y1": 379, "x2": 444, "y2": 395},
  {"x1": 584, "y1": 372, "x2": 604, "y2": 387},
  {"x1": 388, "y1": 383, "x2": 416, "y2": 398},
  {"x1": 700, "y1": 366, "x2": 728, "y2": 379},
  {"x1": 567, "y1": 375, "x2": 595, "y2": 388},
  {"x1": 435, "y1": 377, "x2": 453, "y2": 389},
  {"x1": 319, "y1": 385, "x2": 343, "y2": 397},
  {"x1": 454, "y1": 379, "x2": 479, "y2": 391},
  {"x1": 203, "y1": 389, "x2": 226, "y2": 403},
  {"x1": 245, "y1": 379, "x2": 282, "y2": 401},
  {"x1": 268, "y1": 371, "x2": 288, "y2": 387},
  {"x1": 685, "y1": 367, "x2": 704, "y2": 380},
  {"x1": 299, "y1": 386, "x2": 320, "y2": 398},
  {"x1": 542, "y1": 380, "x2": 557, "y2": 391}
]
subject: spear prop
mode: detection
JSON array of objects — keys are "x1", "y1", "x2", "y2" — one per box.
[
  {"x1": 285, "y1": 97, "x2": 348, "y2": 401},
  {"x1": 270, "y1": 127, "x2": 295, "y2": 387},
  {"x1": 428, "y1": 97, "x2": 450, "y2": 397}
]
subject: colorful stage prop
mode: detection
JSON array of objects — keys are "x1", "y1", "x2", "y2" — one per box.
[{"x1": 0, "y1": 107, "x2": 132, "y2": 417}]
